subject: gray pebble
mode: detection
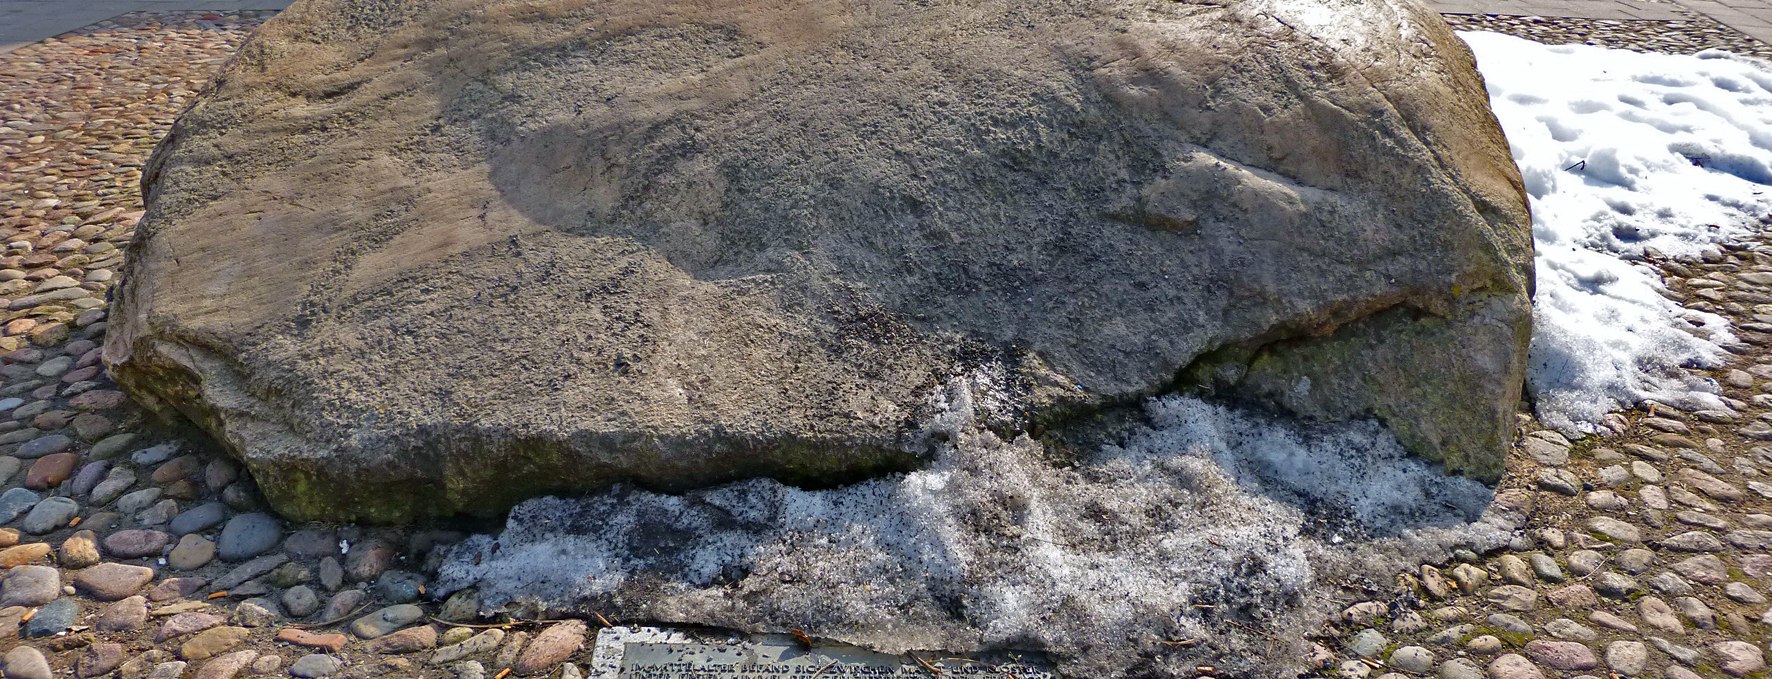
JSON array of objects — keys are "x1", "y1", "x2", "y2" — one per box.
[
  {"x1": 1527, "y1": 553, "x2": 1563, "y2": 582},
  {"x1": 67, "y1": 460, "x2": 108, "y2": 496},
  {"x1": 221, "y1": 481, "x2": 260, "y2": 511},
  {"x1": 1486, "y1": 613, "x2": 1531, "y2": 634},
  {"x1": 134, "y1": 498, "x2": 178, "y2": 526},
  {"x1": 1347, "y1": 629, "x2": 1386, "y2": 658},
  {"x1": 217, "y1": 512, "x2": 282, "y2": 561},
  {"x1": 20, "y1": 496, "x2": 77, "y2": 534},
  {"x1": 1544, "y1": 618, "x2": 1596, "y2": 641},
  {"x1": 0, "y1": 487, "x2": 38, "y2": 524},
  {"x1": 88, "y1": 467, "x2": 135, "y2": 506},
  {"x1": 167, "y1": 534, "x2": 216, "y2": 571},
  {"x1": 289, "y1": 654, "x2": 341, "y2": 678},
  {"x1": 376, "y1": 570, "x2": 425, "y2": 604},
  {"x1": 114, "y1": 488, "x2": 162, "y2": 515},
  {"x1": 351, "y1": 604, "x2": 424, "y2": 639},
  {"x1": 231, "y1": 598, "x2": 279, "y2": 627},
  {"x1": 318, "y1": 557, "x2": 343, "y2": 592},
  {"x1": 87, "y1": 433, "x2": 134, "y2": 460},
  {"x1": 2, "y1": 646, "x2": 50, "y2": 679},
  {"x1": 13, "y1": 434, "x2": 70, "y2": 459},
  {"x1": 281, "y1": 585, "x2": 320, "y2": 618},
  {"x1": 1617, "y1": 548, "x2": 1656, "y2": 573},
  {"x1": 323, "y1": 589, "x2": 366, "y2": 620},
  {"x1": 129, "y1": 443, "x2": 179, "y2": 466},
  {"x1": 283, "y1": 529, "x2": 337, "y2": 560},
  {"x1": 1595, "y1": 572, "x2": 1638, "y2": 598},
  {"x1": 0, "y1": 566, "x2": 58, "y2": 607},
  {"x1": 211, "y1": 554, "x2": 289, "y2": 591},
  {"x1": 21, "y1": 598, "x2": 77, "y2": 638},
  {"x1": 1537, "y1": 469, "x2": 1580, "y2": 495},
  {"x1": 0, "y1": 429, "x2": 39, "y2": 446},
  {"x1": 1567, "y1": 550, "x2": 1604, "y2": 576},
  {"x1": 439, "y1": 589, "x2": 480, "y2": 622},
  {"x1": 1649, "y1": 572, "x2": 1694, "y2": 596},
  {"x1": 33, "y1": 356, "x2": 70, "y2": 377},
  {"x1": 1389, "y1": 646, "x2": 1434, "y2": 673},
  {"x1": 267, "y1": 562, "x2": 311, "y2": 588},
  {"x1": 169, "y1": 502, "x2": 227, "y2": 536}
]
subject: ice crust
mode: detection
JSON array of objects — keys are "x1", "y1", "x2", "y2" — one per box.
[
  {"x1": 1461, "y1": 32, "x2": 1772, "y2": 433},
  {"x1": 438, "y1": 385, "x2": 1506, "y2": 676}
]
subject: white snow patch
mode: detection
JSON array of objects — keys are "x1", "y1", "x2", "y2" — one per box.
[
  {"x1": 1460, "y1": 31, "x2": 1772, "y2": 433},
  {"x1": 438, "y1": 391, "x2": 1507, "y2": 676}
]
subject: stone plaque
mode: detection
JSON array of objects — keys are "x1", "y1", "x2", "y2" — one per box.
[{"x1": 608, "y1": 632, "x2": 1055, "y2": 679}]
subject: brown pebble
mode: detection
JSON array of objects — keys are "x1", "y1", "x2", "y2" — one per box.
[
  {"x1": 276, "y1": 627, "x2": 348, "y2": 652},
  {"x1": 0, "y1": 543, "x2": 52, "y2": 567},
  {"x1": 76, "y1": 642, "x2": 126, "y2": 678},
  {"x1": 181, "y1": 626, "x2": 250, "y2": 661},
  {"x1": 513, "y1": 620, "x2": 587, "y2": 675},
  {"x1": 72, "y1": 562, "x2": 155, "y2": 601},
  {"x1": 58, "y1": 529, "x2": 100, "y2": 569},
  {"x1": 366, "y1": 624, "x2": 438, "y2": 654},
  {"x1": 25, "y1": 452, "x2": 79, "y2": 489}
]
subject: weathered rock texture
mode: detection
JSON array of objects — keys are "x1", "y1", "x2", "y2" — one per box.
[{"x1": 106, "y1": 0, "x2": 1532, "y2": 521}]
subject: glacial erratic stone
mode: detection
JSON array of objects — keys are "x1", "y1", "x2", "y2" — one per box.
[{"x1": 107, "y1": 0, "x2": 1532, "y2": 521}]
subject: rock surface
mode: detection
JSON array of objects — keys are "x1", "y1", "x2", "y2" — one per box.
[
  {"x1": 11, "y1": 8, "x2": 1772, "y2": 679},
  {"x1": 105, "y1": 0, "x2": 1532, "y2": 521}
]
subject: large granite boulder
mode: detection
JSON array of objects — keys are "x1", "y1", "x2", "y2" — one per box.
[{"x1": 106, "y1": 0, "x2": 1532, "y2": 521}]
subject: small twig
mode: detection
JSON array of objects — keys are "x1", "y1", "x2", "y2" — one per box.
[
  {"x1": 907, "y1": 652, "x2": 944, "y2": 676},
  {"x1": 426, "y1": 616, "x2": 520, "y2": 630},
  {"x1": 809, "y1": 660, "x2": 839, "y2": 678},
  {"x1": 289, "y1": 603, "x2": 372, "y2": 630}
]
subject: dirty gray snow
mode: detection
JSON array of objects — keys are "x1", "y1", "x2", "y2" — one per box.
[{"x1": 437, "y1": 384, "x2": 1511, "y2": 677}]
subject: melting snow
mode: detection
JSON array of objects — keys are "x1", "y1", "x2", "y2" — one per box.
[
  {"x1": 1460, "y1": 32, "x2": 1772, "y2": 433},
  {"x1": 438, "y1": 384, "x2": 1505, "y2": 676}
]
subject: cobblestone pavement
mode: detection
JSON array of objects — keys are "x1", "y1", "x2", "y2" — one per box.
[
  {"x1": 1306, "y1": 21, "x2": 1772, "y2": 679},
  {"x1": 1425, "y1": 0, "x2": 1772, "y2": 46},
  {"x1": 3, "y1": 9, "x2": 1772, "y2": 679},
  {"x1": 1444, "y1": 13, "x2": 1772, "y2": 57},
  {"x1": 0, "y1": 1, "x2": 290, "y2": 54}
]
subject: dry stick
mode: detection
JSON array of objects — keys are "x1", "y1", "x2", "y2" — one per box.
[
  {"x1": 907, "y1": 652, "x2": 944, "y2": 677},
  {"x1": 289, "y1": 602, "x2": 373, "y2": 630},
  {"x1": 426, "y1": 616, "x2": 525, "y2": 630},
  {"x1": 809, "y1": 660, "x2": 840, "y2": 678}
]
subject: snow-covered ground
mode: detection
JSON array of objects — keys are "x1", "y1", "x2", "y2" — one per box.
[{"x1": 1460, "y1": 32, "x2": 1772, "y2": 433}]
